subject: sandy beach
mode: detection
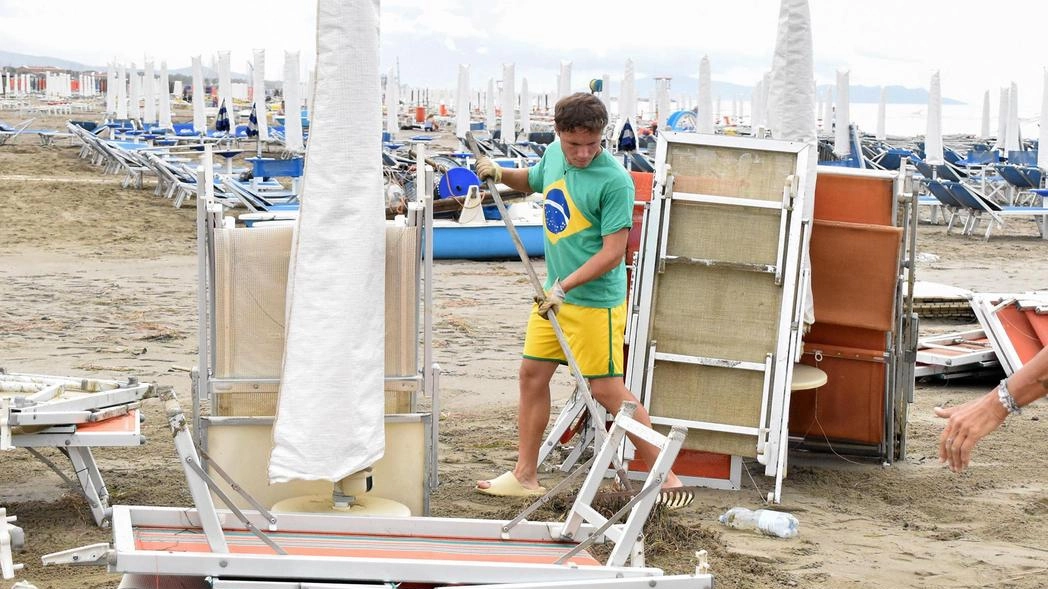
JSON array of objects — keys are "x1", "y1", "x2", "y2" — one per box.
[{"x1": 2, "y1": 108, "x2": 1047, "y2": 589}]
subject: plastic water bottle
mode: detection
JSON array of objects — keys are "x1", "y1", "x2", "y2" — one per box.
[{"x1": 718, "y1": 507, "x2": 799, "y2": 538}]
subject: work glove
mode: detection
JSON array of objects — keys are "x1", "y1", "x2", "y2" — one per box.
[
  {"x1": 535, "y1": 280, "x2": 566, "y2": 319},
  {"x1": 475, "y1": 156, "x2": 502, "y2": 184}
]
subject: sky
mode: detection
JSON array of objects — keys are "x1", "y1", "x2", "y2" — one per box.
[{"x1": 1, "y1": 0, "x2": 1046, "y2": 113}]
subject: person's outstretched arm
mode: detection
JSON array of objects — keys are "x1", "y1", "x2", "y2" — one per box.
[{"x1": 936, "y1": 345, "x2": 1048, "y2": 472}]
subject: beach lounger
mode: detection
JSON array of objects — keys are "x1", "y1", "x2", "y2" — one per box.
[
  {"x1": 1, "y1": 371, "x2": 156, "y2": 527},
  {"x1": 42, "y1": 393, "x2": 713, "y2": 589},
  {"x1": 625, "y1": 132, "x2": 815, "y2": 502},
  {"x1": 0, "y1": 119, "x2": 34, "y2": 146},
  {"x1": 938, "y1": 179, "x2": 1048, "y2": 239},
  {"x1": 970, "y1": 293, "x2": 1048, "y2": 376}
]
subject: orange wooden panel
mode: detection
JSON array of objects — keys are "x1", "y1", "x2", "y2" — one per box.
[
  {"x1": 77, "y1": 410, "x2": 138, "y2": 433},
  {"x1": 134, "y1": 527, "x2": 600, "y2": 566},
  {"x1": 814, "y1": 171, "x2": 895, "y2": 225},
  {"x1": 1021, "y1": 308, "x2": 1048, "y2": 347},
  {"x1": 789, "y1": 354, "x2": 885, "y2": 445},
  {"x1": 806, "y1": 323, "x2": 887, "y2": 353},
  {"x1": 630, "y1": 171, "x2": 654, "y2": 202},
  {"x1": 629, "y1": 448, "x2": 733, "y2": 480},
  {"x1": 809, "y1": 220, "x2": 902, "y2": 331},
  {"x1": 997, "y1": 305, "x2": 1043, "y2": 364}
]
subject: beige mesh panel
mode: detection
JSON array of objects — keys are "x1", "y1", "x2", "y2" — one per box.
[
  {"x1": 653, "y1": 267, "x2": 782, "y2": 363},
  {"x1": 666, "y1": 202, "x2": 780, "y2": 265},
  {"x1": 668, "y1": 144, "x2": 796, "y2": 201},
  {"x1": 650, "y1": 362, "x2": 765, "y2": 457},
  {"x1": 642, "y1": 140, "x2": 798, "y2": 459},
  {"x1": 211, "y1": 222, "x2": 420, "y2": 417}
]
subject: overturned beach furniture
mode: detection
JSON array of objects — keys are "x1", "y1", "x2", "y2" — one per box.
[
  {"x1": 44, "y1": 395, "x2": 713, "y2": 588},
  {"x1": 0, "y1": 371, "x2": 154, "y2": 527},
  {"x1": 970, "y1": 293, "x2": 1048, "y2": 376},
  {"x1": 625, "y1": 132, "x2": 815, "y2": 502},
  {"x1": 191, "y1": 156, "x2": 438, "y2": 515},
  {"x1": 788, "y1": 166, "x2": 917, "y2": 462},
  {"x1": 915, "y1": 329, "x2": 1001, "y2": 379}
]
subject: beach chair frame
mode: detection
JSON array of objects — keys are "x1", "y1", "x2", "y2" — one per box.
[
  {"x1": 625, "y1": 132, "x2": 814, "y2": 503},
  {"x1": 42, "y1": 394, "x2": 712, "y2": 588},
  {"x1": 1, "y1": 371, "x2": 154, "y2": 527}
]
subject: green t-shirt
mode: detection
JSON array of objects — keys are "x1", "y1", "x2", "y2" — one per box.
[{"x1": 528, "y1": 141, "x2": 634, "y2": 308}]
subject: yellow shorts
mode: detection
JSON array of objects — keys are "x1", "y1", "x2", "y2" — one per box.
[{"x1": 522, "y1": 300, "x2": 627, "y2": 379}]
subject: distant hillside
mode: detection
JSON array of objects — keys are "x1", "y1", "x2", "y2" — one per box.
[{"x1": 0, "y1": 50, "x2": 97, "y2": 71}]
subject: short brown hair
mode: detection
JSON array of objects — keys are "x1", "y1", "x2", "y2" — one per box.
[{"x1": 554, "y1": 92, "x2": 607, "y2": 134}]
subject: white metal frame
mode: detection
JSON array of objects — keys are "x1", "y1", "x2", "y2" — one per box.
[
  {"x1": 1, "y1": 371, "x2": 152, "y2": 527},
  {"x1": 189, "y1": 146, "x2": 441, "y2": 509},
  {"x1": 43, "y1": 397, "x2": 712, "y2": 588},
  {"x1": 625, "y1": 132, "x2": 814, "y2": 503},
  {"x1": 0, "y1": 507, "x2": 25, "y2": 580}
]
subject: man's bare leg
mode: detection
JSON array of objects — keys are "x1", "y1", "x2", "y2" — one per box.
[
  {"x1": 476, "y1": 358, "x2": 558, "y2": 491},
  {"x1": 589, "y1": 376, "x2": 683, "y2": 488}
]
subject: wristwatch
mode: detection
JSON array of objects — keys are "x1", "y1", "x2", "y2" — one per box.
[{"x1": 996, "y1": 378, "x2": 1022, "y2": 416}]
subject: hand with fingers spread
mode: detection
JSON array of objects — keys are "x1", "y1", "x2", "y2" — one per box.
[
  {"x1": 534, "y1": 279, "x2": 566, "y2": 319},
  {"x1": 475, "y1": 156, "x2": 502, "y2": 184},
  {"x1": 934, "y1": 394, "x2": 1007, "y2": 473}
]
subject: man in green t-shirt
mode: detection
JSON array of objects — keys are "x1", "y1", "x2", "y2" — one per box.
[{"x1": 473, "y1": 93, "x2": 688, "y2": 507}]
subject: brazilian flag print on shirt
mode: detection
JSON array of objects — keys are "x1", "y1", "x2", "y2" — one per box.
[{"x1": 527, "y1": 141, "x2": 635, "y2": 308}]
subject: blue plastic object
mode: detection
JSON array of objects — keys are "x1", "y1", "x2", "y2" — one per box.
[
  {"x1": 249, "y1": 157, "x2": 305, "y2": 178},
  {"x1": 437, "y1": 167, "x2": 481, "y2": 199}
]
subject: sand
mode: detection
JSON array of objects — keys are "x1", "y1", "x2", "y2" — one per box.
[{"x1": 1, "y1": 108, "x2": 1047, "y2": 589}]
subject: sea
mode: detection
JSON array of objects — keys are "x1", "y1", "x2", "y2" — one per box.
[{"x1": 629, "y1": 100, "x2": 1040, "y2": 141}]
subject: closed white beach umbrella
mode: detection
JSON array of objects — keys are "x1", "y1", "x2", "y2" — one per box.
[
  {"x1": 485, "y1": 77, "x2": 497, "y2": 134},
  {"x1": 1005, "y1": 81, "x2": 1020, "y2": 153},
  {"x1": 158, "y1": 62, "x2": 172, "y2": 130},
  {"x1": 833, "y1": 69, "x2": 850, "y2": 157},
  {"x1": 876, "y1": 86, "x2": 886, "y2": 140},
  {"x1": 143, "y1": 60, "x2": 155, "y2": 124},
  {"x1": 191, "y1": 56, "x2": 206, "y2": 135},
  {"x1": 105, "y1": 63, "x2": 115, "y2": 114},
  {"x1": 996, "y1": 87, "x2": 1009, "y2": 149},
  {"x1": 979, "y1": 89, "x2": 990, "y2": 140},
  {"x1": 385, "y1": 67, "x2": 398, "y2": 134},
  {"x1": 116, "y1": 64, "x2": 127, "y2": 120},
  {"x1": 925, "y1": 71, "x2": 944, "y2": 166},
  {"x1": 558, "y1": 60, "x2": 572, "y2": 101},
  {"x1": 1039, "y1": 69, "x2": 1048, "y2": 171},
  {"x1": 455, "y1": 64, "x2": 470, "y2": 139},
  {"x1": 620, "y1": 58, "x2": 636, "y2": 123},
  {"x1": 252, "y1": 49, "x2": 269, "y2": 141},
  {"x1": 751, "y1": 81, "x2": 763, "y2": 132},
  {"x1": 129, "y1": 64, "x2": 142, "y2": 120},
  {"x1": 697, "y1": 55, "x2": 714, "y2": 134},
  {"x1": 822, "y1": 88, "x2": 833, "y2": 133},
  {"x1": 656, "y1": 77, "x2": 671, "y2": 129},
  {"x1": 218, "y1": 50, "x2": 232, "y2": 122},
  {"x1": 767, "y1": 0, "x2": 815, "y2": 143},
  {"x1": 500, "y1": 63, "x2": 515, "y2": 142},
  {"x1": 270, "y1": 0, "x2": 386, "y2": 484},
  {"x1": 600, "y1": 74, "x2": 611, "y2": 114},
  {"x1": 283, "y1": 51, "x2": 304, "y2": 152},
  {"x1": 520, "y1": 77, "x2": 531, "y2": 139}
]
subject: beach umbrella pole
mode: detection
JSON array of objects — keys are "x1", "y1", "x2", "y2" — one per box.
[{"x1": 464, "y1": 131, "x2": 631, "y2": 488}]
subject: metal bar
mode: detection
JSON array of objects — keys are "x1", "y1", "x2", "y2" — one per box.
[
  {"x1": 653, "y1": 351, "x2": 766, "y2": 372},
  {"x1": 670, "y1": 192, "x2": 784, "y2": 210},
  {"x1": 662, "y1": 255, "x2": 777, "y2": 274}
]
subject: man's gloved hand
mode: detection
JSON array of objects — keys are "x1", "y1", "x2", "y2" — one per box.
[
  {"x1": 535, "y1": 280, "x2": 566, "y2": 319},
  {"x1": 475, "y1": 156, "x2": 502, "y2": 183}
]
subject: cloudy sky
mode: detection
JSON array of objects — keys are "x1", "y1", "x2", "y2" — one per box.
[{"x1": 2, "y1": 0, "x2": 1045, "y2": 110}]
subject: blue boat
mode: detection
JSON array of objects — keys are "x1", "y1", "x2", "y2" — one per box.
[{"x1": 431, "y1": 220, "x2": 545, "y2": 260}]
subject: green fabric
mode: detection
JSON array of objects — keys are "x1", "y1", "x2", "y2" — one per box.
[{"x1": 527, "y1": 142, "x2": 634, "y2": 307}]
